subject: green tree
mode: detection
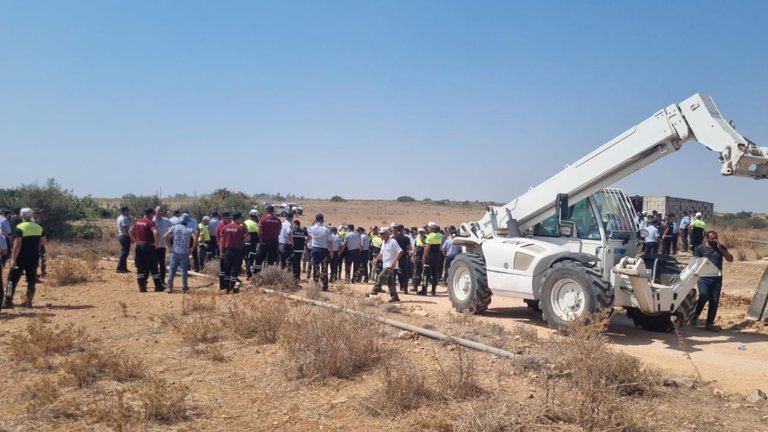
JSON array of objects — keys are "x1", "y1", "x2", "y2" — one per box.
[
  {"x1": 330, "y1": 195, "x2": 347, "y2": 203},
  {"x1": 0, "y1": 179, "x2": 81, "y2": 239},
  {"x1": 120, "y1": 194, "x2": 162, "y2": 218},
  {"x1": 186, "y1": 188, "x2": 256, "y2": 219},
  {"x1": 396, "y1": 195, "x2": 415, "y2": 202}
]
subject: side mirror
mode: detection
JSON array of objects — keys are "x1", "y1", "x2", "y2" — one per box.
[{"x1": 556, "y1": 193, "x2": 569, "y2": 222}]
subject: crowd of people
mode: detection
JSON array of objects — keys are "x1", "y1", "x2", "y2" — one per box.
[
  {"x1": 636, "y1": 209, "x2": 709, "y2": 255},
  {"x1": 114, "y1": 205, "x2": 463, "y2": 303}
]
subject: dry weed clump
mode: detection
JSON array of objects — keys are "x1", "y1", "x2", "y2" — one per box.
[
  {"x1": 9, "y1": 319, "x2": 89, "y2": 369},
  {"x1": 21, "y1": 376, "x2": 60, "y2": 414},
  {"x1": 64, "y1": 349, "x2": 147, "y2": 387},
  {"x1": 181, "y1": 291, "x2": 217, "y2": 316},
  {"x1": 435, "y1": 345, "x2": 484, "y2": 400},
  {"x1": 455, "y1": 399, "x2": 532, "y2": 432},
  {"x1": 224, "y1": 293, "x2": 288, "y2": 343},
  {"x1": 46, "y1": 256, "x2": 98, "y2": 287},
  {"x1": 281, "y1": 307, "x2": 382, "y2": 380},
  {"x1": 138, "y1": 377, "x2": 191, "y2": 423},
  {"x1": 251, "y1": 265, "x2": 298, "y2": 291},
  {"x1": 174, "y1": 317, "x2": 223, "y2": 349},
  {"x1": 541, "y1": 316, "x2": 658, "y2": 431},
  {"x1": 88, "y1": 390, "x2": 140, "y2": 432},
  {"x1": 366, "y1": 361, "x2": 434, "y2": 415}
]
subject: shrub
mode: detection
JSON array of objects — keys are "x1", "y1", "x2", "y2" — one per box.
[
  {"x1": 435, "y1": 345, "x2": 484, "y2": 400},
  {"x1": 186, "y1": 188, "x2": 256, "y2": 220},
  {"x1": 251, "y1": 266, "x2": 298, "y2": 291},
  {"x1": 0, "y1": 178, "x2": 81, "y2": 239},
  {"x1": 46, "y1": 256, "x2": 97, "y2": 287},
  {"x1": 174, "y1": 317, "x2": 222, "y2": 349},
  {"x1": 366, "y1": 361, "x2": 433, "y2": 415},
  {"x1": 223, "y1": 294, "x2": 288, "y2": 343},
  {"x1": 64, "y1": 348, "x2": 147, "y2": 387},
  {"x1": 396, "y1": 195, "x2": 415, "y2": 202},
  {"x1": 70, "y1": 221, "x2": 104, "y2": 240},
  {"x1": 9, "y1": 319, "x2": 89, "y2": 369},
  {"x1": 119, "y1": 194, "x2": 162, "y2": 218},
  {"x1": 21, "y1": 376, "x2": 60, "y2": 415},
  {"x1": 330, "y1": 195, "x2": 347, "y2": 202},
  {"x1": 181, "y1": 291, "x2": 217, "y2": 316},
  {"x1": 138, "y1": 377, "x2": 190, "y2": 424},
  {"x1": 89, "y1": 390, "x2": 140, "y2": 431},
  {"x1": 281, "y1": 307, "x2": 382, "y2": 380}
]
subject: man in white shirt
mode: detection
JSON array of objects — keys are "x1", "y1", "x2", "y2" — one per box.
[
  {"x1": 643, "y1": 222, "x2": 660, "y2": 255},
  {"x1": 679, "y1": 211, "x2": 691, "y2": 253},
  {"x1": 153, "y1": 206, "x2": 173, "y2": 285},
  {"x1": 307, "y1": 213, "x2": 333, "y2": 291},
  {"x1": 340, "y1": 224, "x2": 362, "y2": 283},
  {"x1": 278, "y1": 213, "x2": 294, "y2": 269},
  {"x1": 369, "y1": 228, "x2": 402, "y2": 303}
]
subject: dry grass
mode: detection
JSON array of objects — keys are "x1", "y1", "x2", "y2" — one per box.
[
  {"x1": 88, "y1": 390, "x2": 140, "y2": 432},
  {"x1": 201, "y1": 259, "x2": 220, "y2": 280},
  {"x1": 281, "y1": 306, "x2": 383, "y2": 380},
  {"x1": 138, "y1": 377, "x2": 191, "y2": 423},
  {"x1": 46, "y1": 256, "x2": 98, "y2": 287},
  {"x1": 181, "y1": 290, "x2": 217, "y2": 316},
  {"x1": 251, "y1": 265, "x2": 298, "y2": 291},
  {"x1": 63, "y1": 348, "x2": 147, "y2": 387},
  {"x1": 435, "y1": 345, "x2": 484, "y2": 400},
  {"x1": 223, "y1": 293, "x2": 288, "y2": 343},
  {"x1": 366, "y1": 360, "x2": 434, "y2": 415},
  {"x1": 9, "y1": 319, "x2": 89, "y2": 369},
  {"x1": 174, "y1": 317, "x2": 222, "y2": 349},
  {"x1": 540, "y1": 316, "x2": 658, "y2": 431},
  {"x1": 21, "y1": 376, "x2": 61, "y2": 414},
  {"x1": 455, "y1": 399, "x2": 532, "y2": 432}
]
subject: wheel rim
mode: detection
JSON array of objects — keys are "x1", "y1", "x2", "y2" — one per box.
[
  {"x1": 550, "y1": 277, "x2": 586, "y2": 320},
  {"x1": 452, "y1": 267, "x2": 472, "y2": 302}
]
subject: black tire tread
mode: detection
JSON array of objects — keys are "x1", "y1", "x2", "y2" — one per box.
[
  {"x1": 448, "y1": 253, "x2": 493, "y2": 314},
  {"x1": 540, "y1": 261, "x2": 613, "y2": 327}
]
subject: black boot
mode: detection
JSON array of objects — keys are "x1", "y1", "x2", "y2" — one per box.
[
  {"x1": 431, "y1": 287, "x2": 436, "y2": 296},
  {"x1": 3, "y1": 296, "x2": 13, "y2": 309},
  {"x1": 416, "y1": 288, "x2": 427, "y2": 296}
]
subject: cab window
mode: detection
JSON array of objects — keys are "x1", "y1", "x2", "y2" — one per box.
[{"x1": 533, "y1": 199, "x2": 601, "y2": 240}]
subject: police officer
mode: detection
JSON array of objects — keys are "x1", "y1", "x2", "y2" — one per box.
[
  {"x1": 307, "y1": 213, "x2": 333, "y2": 290},
  {"x1": 243, "y1": 209, "x2": 260, "y2": 278},
  {"x1": 368, "y1": 227, "x2": 383, "y2": 280},
  {"x1": 198, "y1": 216, "x2": 212, "y2": 269},
  {"x1": 421, "y1": 222, "x2": 443, "y2": 296},
  {"x1": 129, "y1": 208, "x2": 163, "y2": 292},
  {"x1": 412, "y1": 227, "x2": 426, "y2": 290},
  {"x1": 4, "y1": 208, "x2": 46, "y2": 308},
  {"x1": 689, "y1": 213, "x2": 707, "y2": 252},
  {"x1": 290, "y1": 219, "x2": 308, "y2": 281}
]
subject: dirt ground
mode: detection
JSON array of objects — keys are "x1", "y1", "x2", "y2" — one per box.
[{"x1": 2, "y1": 200, "x2": 768, "y2": 431}]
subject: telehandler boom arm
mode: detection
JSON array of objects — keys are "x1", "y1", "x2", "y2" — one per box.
[{"x1": 463, "y1": 94, "x2": 768, "y2": 240}]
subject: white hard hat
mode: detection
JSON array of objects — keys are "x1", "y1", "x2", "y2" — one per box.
[
  {"x1": 427, "y1": 221, "x2": 438, "y2": 228},
  {"x1": 249, "y1": 209, "x2": 259, "y2": 216},
  {"x1": 20, "y1": 207, "x2": 33, "y2": 218},
  {"x1": 695, "y1": 212, "x2": 702, "y2": 218}
]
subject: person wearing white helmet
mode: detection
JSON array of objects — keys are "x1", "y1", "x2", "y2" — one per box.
[
  {"x1": 4, "y1": 208, "x2": 46, "y2": 309},
  {"x1": 689, "y1": 212, "x2": 707, "y2": 252}
]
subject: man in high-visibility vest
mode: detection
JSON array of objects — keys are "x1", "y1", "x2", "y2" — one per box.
[
  {"x1": 689, "y1": 213, "x2": 707, "y2": 252},
  {"x1": 421, "y1": 222, "x2": 443, "y2": 296},
  {"x1": 243, "y1": 209, "x2": 260, "y2": 278},
  {"x1": 198, "y1": 216, "x2": 212, "y2": 270},
  {"x1": 4, "y1": 208, "x2": 46, "y2": 308}
]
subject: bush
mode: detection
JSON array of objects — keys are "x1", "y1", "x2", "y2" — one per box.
[
  {"x1": 251, "y1": 266, "x2": 298, "y2": 291},
  {"x1": 435, "y1": 346, "x2": 484, "y2": 400},
  {"x1": 330, "y1": 195, "x2": 347, "y2": 203},
  {"x1": 366, "y1": 361, "x2": 433, "y2": 415},
  {"x1": 396, "y1": 195, "x2": 415, "y2": 202},
  {"x1": 281, "y1": 307, "x2": 382, "y2": 380},
  {"x1": 138, "y1": 377, "x2": 190, "y2": 423},
  {"x1": 70, "y1": 221, "x2": 104, "y2": 240},
  {"x1": 186, "y1": 188, "x2": 256, "y2": 220},
  {"x1": 9, "y1": 319, "x2": 90, "y2": 369},
  {"x1": 0, "y1": 178, "x2": 81, "y2": 239},
  {"x1": 119, "y1": 194, "x2": 162, "y2": 218},
  {"x1": 223, "y1": 294, "x2": 288, "y2": 343},
  {"x1": 46, "y1": 256, "x2": 98, "y2": 287}
]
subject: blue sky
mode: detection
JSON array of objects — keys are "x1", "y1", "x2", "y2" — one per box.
[{"x1": 1, "y1": 1, "x2": 766, "y2": 212}]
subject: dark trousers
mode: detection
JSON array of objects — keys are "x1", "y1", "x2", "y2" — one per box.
[
  {"x1": 644, "y1": 242, "x2": 659, "y2": 256},
  {"x1": 209, "y1": 237, "x2": 218, "y2": 258},
  {"x1": 397, "y1": 257, "x2": 409, "y2": 292},
  {"x1": 279, "y1": 243, "x2": 292, "y2": 269},
  {"x1": 224, "y1": 248, "x2": 244, "y2": 290},
  {"x1": 329, "y1": 252, "x2": 341, "y2": 281},
  {"x1": 290, "y1": 251, "x2": 303, "y2": 281},
  {"x1": 681, "y1": 229, "x2": 689, "y2": 253},
  {"x1": 245, "y1": 239, "x2": 256, "y2": 277},
  {"x1": 6, "y1": 257, "x2": 38, "y2": 303},
  {"x1": 191, "y1": 244, "x2": 200, "y2": 272},
  {"x1": 694, "y1": 277, "x2": 722, "y2": 325},
  {"x1": 311, "y1": 247, "x2": 330, "y2": 290},
  {"x1": 426, "y1": 251, "x2": 442, "y2": 291},
  {"x1": 135, "y1": 244, "x2": 162, "y2": 291},
  {"x1": 344, "y1": 249, "x2": 361, "y2": 282},
  {"x1": 197, "y1": 243, "x2": 208, "y2": 270},
  {"x1": 155, "y1": 247, "x2": 167, "y2": 282},
  {"x1": 219, "y1": 252, "x2": 228, "y2": 289},
  {"x1": 254, "y1": 240, "x2": 279, "y2": 273},
  {"x1": 445, "y1": 255, "x2": 457, "y2": 277},
  {"x1": 117, "y1": 235, "x2": 131, "y2": 271},
  {"x1": 413, "y1": 254, "x2": 424, "y2": 287},
  {"x1": 672, "y1": 233, "x2": 679, "y2": 254},
  {"x1": 662, "y1": 237, "x2": 674, "y2": 255}
]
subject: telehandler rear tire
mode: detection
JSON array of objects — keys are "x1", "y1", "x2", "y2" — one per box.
[
  {"x1": 447, "y1": 253, "x2": 492, "y2": 314},
  {"x1": 540, "y1": 261, "x2": 612, "y2": 329}
]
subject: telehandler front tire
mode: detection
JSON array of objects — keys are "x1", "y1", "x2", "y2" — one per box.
[
  {"x1": 447, "y1": 253, "x2": 492, "y2": 314},
  {"x1": 540, "y1": 261, "x2": 612, "y2": 329}
]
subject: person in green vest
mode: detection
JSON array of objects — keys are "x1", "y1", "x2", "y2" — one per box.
[
  {"x1": 421, "y1": 222, "x2": 443, "y2": 296},
  {"x1": 243, "y1": 209, "x2": 260, "y2": 278},
  {"x1": 198, "y1": 216, "x2": 212, "y2": 270},
  {"x1": 689, "y1": 212, "x2": 707, "y2": 252},
  {"x1": 4, "y1": 208, "x2": 46, "y2": 309}
]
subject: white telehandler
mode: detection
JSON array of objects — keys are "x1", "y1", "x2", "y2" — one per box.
[{"x1": 448, "y1": 94, "x2": 768, "y2": 331}]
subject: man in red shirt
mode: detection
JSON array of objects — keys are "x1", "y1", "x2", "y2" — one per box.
[
  {"x1": 253, "y1": 205, "x2": 282, "y2": 274},
  {"x1": 128, "y1": 208, "x2": 163, "y2": 292},
  {"x1": 215, "y1": 212, "x2": 232, "y2": 289},
  {"x1": 219, "y1": 212, "x2": 249, "y2": 293}
]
